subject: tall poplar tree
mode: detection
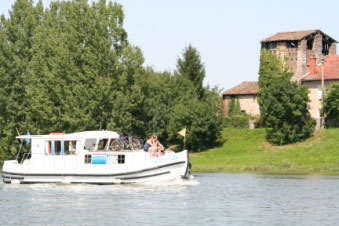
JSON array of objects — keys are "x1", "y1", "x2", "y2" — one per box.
[
  {"x1": 258, "y1": 48, "x2": 292, "y2": 123},
  {"x1": 176, "y1": 45, "x2": 206, "y2": 99}
]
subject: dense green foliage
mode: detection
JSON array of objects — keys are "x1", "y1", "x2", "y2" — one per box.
[
  {"x1": 0, "y1": 0, "x2": 223, "y2": 162},
  {"x1": 263, "y1": 79, "x2": 315, "y2": 144},
  {"x1": 222, "y1": 116, "x2": 249, "y2": 128},
  {"x1": 323, "y1": 82, "x2": 339, "y2": 121},
  {"x1": 223, "y1": 97, "x2": 249, "y2": 128},
  {"x1": 0, "y1": 0, "x2": 44, "y2": 160},
  {"x1": 258, "y1": 49, "x2": 292, "y2": 122},
  {"x1": 228, "y1": 97, "x2": 241, "y2": 116},
  {"x1": 258, "y1": 49, "x2": 314, "y2": 145},
  {"x1": 191, "y1": 128, "x2": 339, "y2": 174},
  {"x1": 176, "y1": 44, "x2": 206, "y2": 99}
]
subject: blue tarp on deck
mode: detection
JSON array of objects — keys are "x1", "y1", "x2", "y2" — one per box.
[{"x1": 91, "y1": 155, "x2": 107, "y2": 164}]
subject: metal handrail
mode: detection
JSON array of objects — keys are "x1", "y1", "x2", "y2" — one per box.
[{"x1": 20, "y1": 152, "x2": 31, "y2": 164}]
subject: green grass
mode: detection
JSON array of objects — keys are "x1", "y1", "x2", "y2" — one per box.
[{"x1": 190, "y1": 128, "x2": 339, "y2": 175}]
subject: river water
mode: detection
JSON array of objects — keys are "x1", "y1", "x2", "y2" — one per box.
[{"x1": 1, "y1": 172, "x2": 339, "y2": 225}]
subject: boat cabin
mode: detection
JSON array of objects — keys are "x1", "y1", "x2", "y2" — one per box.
[{"x1": 18, "y1": 131, "x2": 120, "y2": 156}]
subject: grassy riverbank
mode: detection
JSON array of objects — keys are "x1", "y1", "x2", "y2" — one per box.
[{"x1": 190, "y1": 128, "x2": 339, "y2": 175}]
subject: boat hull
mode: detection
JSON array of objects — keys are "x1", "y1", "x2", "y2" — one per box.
[{"x1": 2, "y1": 151, "x2": 190, "y2": 184}]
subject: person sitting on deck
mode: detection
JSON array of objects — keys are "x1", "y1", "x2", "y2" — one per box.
[{"x1": 144, "y1": 135, "x2": 164, "y2": 157}]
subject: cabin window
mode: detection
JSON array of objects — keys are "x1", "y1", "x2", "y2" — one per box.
[
  {"x1": 85, "y1": 155, "x2": 92, "y2": 164},
  {"x1": 118, "y1": 155, "x2": 125, "y2": 164},
  {"x1": 84, "y1": 139, "x2": 96, "y2": 150},
  {"x1": 45, "y1": 141, "x2": 61, "y2": 155},
  {"x1": 45, "y1": 140, "x2": 78, "y2": 155},
  {"x1": 97, "y1": 139, "x2": 108, "y2": 150},
  {"x1": 68, "y1": 141, "x2": 77, "y2": 154}
]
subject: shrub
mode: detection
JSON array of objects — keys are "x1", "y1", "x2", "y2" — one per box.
[
  {"x1": 264, "y1": 79, "x2": 315, "y2": 145},
  {"x1": 323, "y1": 82, "x2": 339, "y2": 128},
  {"x1": 228, "y1": 97, "x2": 241, "y2": 116},
  {"x1": 223, "y1": 115, "x2": 249, "y2": 128}
]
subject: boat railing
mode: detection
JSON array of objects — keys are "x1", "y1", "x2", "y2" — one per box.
[{"x1": 20, "y1": 152, "x2": 32, "y2": 164}]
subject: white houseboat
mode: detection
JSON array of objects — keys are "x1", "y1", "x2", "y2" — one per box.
[{"x1": 2, "y1": 131, "x2": 191, "y2": 184}]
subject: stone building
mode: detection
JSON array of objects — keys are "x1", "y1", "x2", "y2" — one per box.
[
  {"x1": 261, "y1": 29, "x2": 337, "y2": 81},
  {"x1": 223, "y1": 81, "x2": 259, "y2": 116},
  {"x1": 301, "y1": 55, "x2": 339, "y2": 127},
  {"x1": 223, "y1": 29, "x2": 338, "y2": 128}
]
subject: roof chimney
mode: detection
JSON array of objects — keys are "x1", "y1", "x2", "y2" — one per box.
[{"x1": 309, "y1": 55, "x2": 317, "y2": 75}]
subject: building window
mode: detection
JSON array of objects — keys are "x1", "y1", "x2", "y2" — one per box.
[
  {"x1": 307, "y1": 39, "x2": 313, "y2": 50},
  {"x1": 269, "y1": 42, "x2": 277, "y2": 50},
  {"x1": 287, "y1": 41, "x2": 298, "y2": 48},
  {"x1": 322, "y1": 41, "x2": 329, "y2": 55}
]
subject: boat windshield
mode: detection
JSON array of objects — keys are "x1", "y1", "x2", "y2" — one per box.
[
  {"x1": 85, "y1": 138, "x2": 114, "y2": 151},
  {"x1": 84, "y1": 139, "x2": 96, "y2": 150}
]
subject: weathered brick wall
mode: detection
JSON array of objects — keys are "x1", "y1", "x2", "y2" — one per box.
[
  {"x1": 329, "y1": 43, "x2": 336, "y2": 55},
  {"x1": 313, "y1": 33, "x2": 323, "y2": 64},
  {"x1": 294, "y1": 39, "x2": 307, "y2": 81},
  {"x1": 286, "y1": 46, "x2": 298, "y2": 72}
]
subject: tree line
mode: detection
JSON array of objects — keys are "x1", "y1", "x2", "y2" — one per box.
[{"x1": 0, "y1": 0, "x2": 223, "y2": 162}]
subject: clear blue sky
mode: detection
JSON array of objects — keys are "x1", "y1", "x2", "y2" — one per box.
[{"x1": 1, "y1": 0, "x2": 339, "y2": 91}]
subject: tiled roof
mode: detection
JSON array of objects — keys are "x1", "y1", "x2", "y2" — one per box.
[
  {"x1": 223, "y1": 81, "x2": 259, "y2": 95},
  {"x1": 261, "y1": 29, "x2": 337, "y2": 43},
  {"x1": 302, "y1": 55, "x2": 339, "y2": 81}
]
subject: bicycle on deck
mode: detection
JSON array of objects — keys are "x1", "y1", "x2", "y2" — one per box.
[{"x1": 110, "y1": 135, "x2": 142, "y2": 151}]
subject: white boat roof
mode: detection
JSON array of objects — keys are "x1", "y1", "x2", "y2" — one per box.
[{"x1": 16, "y1": 131, "x2": 120, "y2": 140}]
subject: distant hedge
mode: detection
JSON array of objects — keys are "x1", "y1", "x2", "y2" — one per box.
[{"x1": 223, "y1": 116, "x2": 249, "y2": 128}]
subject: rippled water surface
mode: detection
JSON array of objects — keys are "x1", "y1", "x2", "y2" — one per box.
[{"x1": 1, "y1": 173, "x2": 339, "y2": 225}]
